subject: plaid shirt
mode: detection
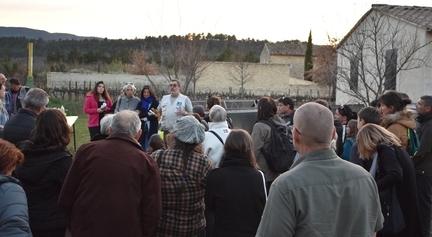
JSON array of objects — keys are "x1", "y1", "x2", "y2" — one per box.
[{"x1": 153, "y1": 147, "x2": 212, "y2": 237}]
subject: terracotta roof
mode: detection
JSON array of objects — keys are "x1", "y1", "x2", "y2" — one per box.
[
  {"x1": 337, "y1": 4, "x2": 432, "y2": 48},
  {"x1": 265, "y1": 42, "x2": 323, "y2": 56}
]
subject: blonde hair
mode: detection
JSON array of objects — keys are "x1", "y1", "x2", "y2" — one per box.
[{"x1": 357, "y1": 124, "x2": 401, "y2": 159}]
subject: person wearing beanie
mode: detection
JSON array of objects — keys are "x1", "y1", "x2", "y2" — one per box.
[{"x1": 153, "y1": 115, "x2": 212, "y2": 237}]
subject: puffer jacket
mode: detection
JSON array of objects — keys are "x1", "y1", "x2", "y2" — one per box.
[
  {"x1": 251, "y1": 115, "x2": 287, "y2": 182},
  {"x1": 0, "y1": 174, "x2": 32, "y2": 236},
  {"x1": 3, "y1": 109, "x2": 37, "y2": 145},
  {"x1": 381, "y1": 109, "x2": 416, "y2": 151},
  {"x1": 14, "y1": 141, "x2": 72, "y2": 233}
]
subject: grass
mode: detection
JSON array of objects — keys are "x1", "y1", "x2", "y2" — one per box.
[{"x1": 67, "y1": 116, "x2": 90, "y2": 156}]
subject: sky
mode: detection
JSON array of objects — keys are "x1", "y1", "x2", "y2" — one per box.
[{"x1": 2, "y1": 0, "x2": 431, "y2": 45}]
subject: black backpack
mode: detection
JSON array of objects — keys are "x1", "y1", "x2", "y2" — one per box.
[{"x1": 258, "y1": 120, "x2": 295, "y2": 173}]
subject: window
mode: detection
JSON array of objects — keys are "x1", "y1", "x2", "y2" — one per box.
[
  {"x1": 349, "y1": 56, "x2": 359, "y2": 90},
  {"x1": 385, "y1": 49, "x2": 397, "y2": 90}
]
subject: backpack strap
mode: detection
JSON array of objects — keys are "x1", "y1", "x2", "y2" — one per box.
[{"x1": 209, "y1": 130, "x2": 224, "y2": 145}]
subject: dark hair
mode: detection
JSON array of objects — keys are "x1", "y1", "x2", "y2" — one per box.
[
  {"x1": 148, "y1": 134, "x2": 165, "y2": 152},
  {"x1": 278, "y1": 96, "x2": 294, "y2": 110},
  {"x1": 89, "y1": 81, "x2": 111, "y2": 102},
  {"x1": 192, "y1": 113, "x2": 202, "y2": 122},
  {"x1": 370, "y1": 99, "x2": 380, "y2": 108},
  {"x1": 314, "y1": 99, "x2": 331, "y2": 110},
  {"x1": 8, "y1": 78, "x2": 21, "y2": 85},
  {"x1": 337, "y1": 104, "x2": 356, "y2": 121},
  {"x1": 378, "y1": 90, "x2": 411, "y2": 112},
  {"x1": 30, "y1": 109, "x2": 71, "y2": 146},
  {"x1": 140, "y1": 85, "x2": 157, "y2": 100},
  {"x1": 0, "y1": 139, "x2": 24, "y2": 175},
  {"x1": 206, "y1": 95, "x2": 222, "y2": 110},
  {"x1": 193, "y1": 105, "x2": 206, "y2": 117},
  {"x1": 224, "y1": 129, "x2": 259, "y2": 169},
  {"x1": 420, "y1": 95, "x2": 432, "y2": 107},
  {"x1": 358, "y1": 106, "x2": 381, "y2": 125},
  {"x1": 256, "y1": 96, "x2": 277, "y2": 121}
]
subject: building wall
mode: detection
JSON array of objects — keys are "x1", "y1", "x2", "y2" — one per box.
[
  {"x1": 48, "y1": 61, "x2": 328, "y2": 98},
  {"x1": 336, "y1": 11, "x2": 432, "y2": 105}
]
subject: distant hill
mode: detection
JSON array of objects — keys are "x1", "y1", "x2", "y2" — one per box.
[{"x1": 0, "y1": 26, "x2": 102, "y2": 41}]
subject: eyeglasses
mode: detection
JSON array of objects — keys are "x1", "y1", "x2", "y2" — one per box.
[
  {"x1": 294, "y1": 127, "x2": 302, "y2": 136},
  {"x1": 339, "y1": 104, "x2": 345, "y2": 111},
  {"x1": 143, "y1": 85, "x2": 150, "y2": 89},
  {"x1": 169, "y1": 83, "x2": 178, "y2": 87},
  {"x1": 125, "y1": 82, "x2": 134, "y2": 85}
]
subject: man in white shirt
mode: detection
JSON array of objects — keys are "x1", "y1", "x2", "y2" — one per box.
[{"x1": 158, "y1": 79, "x2": 193, "y2": 133}]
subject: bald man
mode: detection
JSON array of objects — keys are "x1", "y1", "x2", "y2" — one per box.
[{"x1": 256, "y1": 102, "x2": 383, "y2": 237}]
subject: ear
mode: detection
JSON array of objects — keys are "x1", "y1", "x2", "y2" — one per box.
[
  {"x1": 390, "y1": 105, "x2": 395, "y2": 113},
  {"x1": 426, "y1": 106, "x2": 432, "y2": 113},
  {"x1": 331, "y1": 126, "x2": 336, "y2": 141},
  {"x1": 108, "y1": 126, "x2": 113, "y2": 135},
  {"x1": 134, "y1": 129, "x2": 142, "y2": 140}
]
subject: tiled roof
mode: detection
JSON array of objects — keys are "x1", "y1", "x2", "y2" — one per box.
[
  {"x1": 373, "y1": 4, "x2": 432, "y2": 31},
  {"x1": 265, "y1": 42, "x2": 323, "y2": 56},
  {"x1": 337, "y1": 4, "x2": 432, "y2": 48}
]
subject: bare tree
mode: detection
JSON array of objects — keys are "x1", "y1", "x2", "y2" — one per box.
[
  {"x1": 305, "y1": 36, "x2": 338, "y2": 103},
  {"x1": 126, "y1": 48, "x2": 159, "y2": 90},
  {"x1": 228, "y1": 61, "x2": 255, "y2": 99},
  {"x1": 336, "y1": 10, "x2": 432, "y2": 105},
  {"x1": 155, "y1": 34, "x2": 210, "y2": 97}
]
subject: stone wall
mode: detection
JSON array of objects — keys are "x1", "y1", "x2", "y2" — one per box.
[{"x1": 47, "y1": 61, "x2": 328, "y2": 98}]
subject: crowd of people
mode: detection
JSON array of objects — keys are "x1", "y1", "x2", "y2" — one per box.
[{"x1": 1, "y1": 74, "x2": 432, "y2": 237}]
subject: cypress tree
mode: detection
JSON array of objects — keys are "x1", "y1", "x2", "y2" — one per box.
[{"x1": 304, "y1": 30, "x2": 313, "y2": 81}]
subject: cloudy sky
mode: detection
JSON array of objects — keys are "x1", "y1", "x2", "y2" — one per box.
[{"x1": 2, "y1": 0, "x2": 431, "y2": 45}]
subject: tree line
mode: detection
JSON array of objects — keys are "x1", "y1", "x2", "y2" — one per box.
[{"x1": 0, "y1": 33, "x2": 270, "y2": 65}]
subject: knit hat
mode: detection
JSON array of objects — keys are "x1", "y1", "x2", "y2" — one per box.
[{"x1": 173, "y1": 115, "x2": 205, "y2": 144}]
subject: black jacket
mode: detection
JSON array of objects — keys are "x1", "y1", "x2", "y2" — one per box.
[
  {"x1": 14, "y1": 141, "x2": 72, "y2": 233},
  {"x1": 334, "y1": 119, "x2": 344, "y2": 156},
  {"x1": 412, "y1": 112, "x2": 432, "y2": 175},
  {"x1": 376, "y1": 144, "x2": 421, "y2": 237},
  {"x1": 3, "y1": 109, "x2": 37, "y2": 145},
  {"x1": 205, "y1": 151, "x2": 266, "y2": 237}
]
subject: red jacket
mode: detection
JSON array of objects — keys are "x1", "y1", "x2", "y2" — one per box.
[{"x1": 83, "y1": 94, "x2": 112, "y2": 127}]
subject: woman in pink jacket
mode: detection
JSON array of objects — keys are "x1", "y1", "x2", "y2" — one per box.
[{"x1": 84, "y1": 81, "x2": 112, "y2": 139}]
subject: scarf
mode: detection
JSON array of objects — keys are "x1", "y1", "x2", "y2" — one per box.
[{"x1": 141, "y1": 97, "x2": 154, "y2": 112}]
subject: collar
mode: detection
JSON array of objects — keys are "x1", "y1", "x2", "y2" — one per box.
[
  {"x1": 106, "y1": 133, "x2": 142, "y2": 149},
  {"x1": 292, "y1": 149, "x2": 337, "y2": 169}
]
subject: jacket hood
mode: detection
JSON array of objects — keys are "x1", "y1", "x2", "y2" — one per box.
[
  {"x1": 15, "y1": 141, "x2": 71, "y2": 183},
  {"x1": 0, "y1": 174, "x2": 21, "y2": 186},
  {"x1": 269, "y1": 114, "x2": 287, "y2": 128},
  {"x1": 381, "y1": 109, "x2": 416, "y2": 129}
]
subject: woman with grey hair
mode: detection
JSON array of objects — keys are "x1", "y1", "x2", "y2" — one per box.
[
  {"x1": 153, "y1": 116, "x2": 212, "y2": 237},
  {"x1": 114, "y1": 83, "x2": 140, "y2": 113}
]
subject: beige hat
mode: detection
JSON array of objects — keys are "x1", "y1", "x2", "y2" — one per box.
[{"x1": 173, "y1": 115, "x2": 205, "y2": 144}]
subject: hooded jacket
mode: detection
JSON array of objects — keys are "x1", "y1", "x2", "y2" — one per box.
[
  {"x1": 251, "y1": 115, "x2": 287, "y2": 182},
  {"x1": 381, "y1": 109, "x2": 416, "y2": 151},
  {"x1": 14, "y1": 141, "x2": 72, "y2": 233},
  {"x1": 0, "y1": 174, "x2": 32, "y2": 237}
]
